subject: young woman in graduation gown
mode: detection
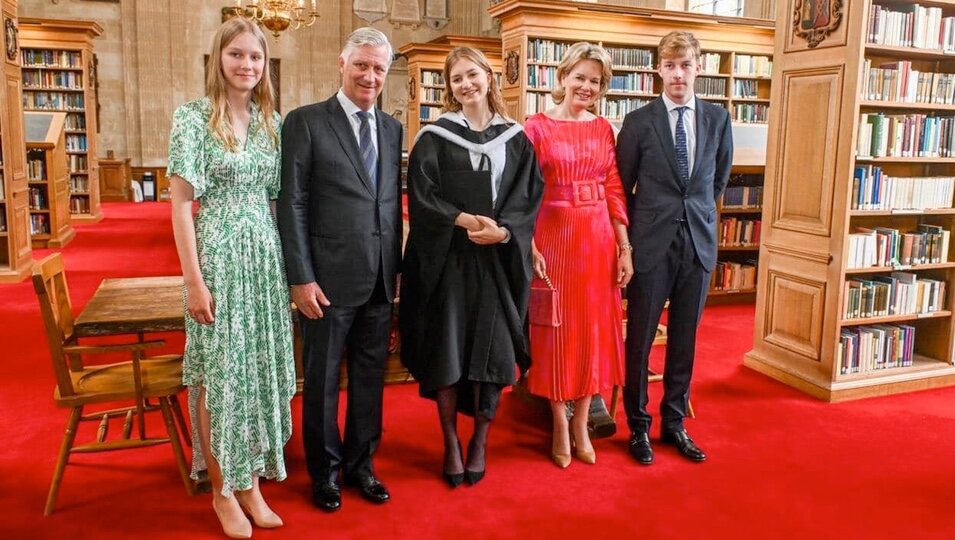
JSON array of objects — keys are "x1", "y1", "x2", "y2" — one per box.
[{"x1": 400, "y1": 47, "x2": 544, "y2": 487}]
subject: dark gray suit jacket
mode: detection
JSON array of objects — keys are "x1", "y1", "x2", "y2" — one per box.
[
  {"x1": 616, "y1": 97, "x2": 733, "y2": 273},
  {"x1": 278, "y1": 94, "x2": 403, "y2": 306}
]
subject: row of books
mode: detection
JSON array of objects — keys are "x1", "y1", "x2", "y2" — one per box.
[
  {"x1": 861, "y1": 60, "x2": 955, "y2": 104},
  {"x1": 717, "y1": 218, "x2": 760, "y2": 247},
  {"x1": 0, "y1": 212, "x2": 6, "y2": 233},
  {"x1": 69, "y1": 154, "x2": 88, "y2": 173},
  {"x1": 733, "y1": 103, "x2": 769, "y2": 124},
  {"x1": 527, "y1": 39, "x2": 572, "y2": 64},
  {"x1": 28, "y1": 187, "x2": 47, "y2": 210},
  {"x1": 21, "y1": 91, "x2": 84, "y2": 111},
  {"x1": 420, "y1": 71, "x2": 444, "y2": 86},
  {"x1": 69, "y1": 177, "x2": 88, "y2": 193},
  {"x1": 27, "y1": 159, "x2": 45, "y2": 181},
  {"x1": 609, "y1": 73, "x2": 654, "y2": 94},
  {"x1": 20, "y1": 49, "x2": 82, "y2": 68},
  {"x1": 866, "y1": 4, "x2": 955, "y2": 52},
  {"x1": 838, "y1": 324, "x2": 915, "y2": 375},
  {"x1": 419, "y1": 105, "x2": 442, "y2": 122},
  {"x1": 65, "y1": 113, "x2": 86, "y2": 131},
  {"x1": 29, "y1": 214, "x2": 50, "y2": 235},
  {"x1": 699, "y1": 53, "x2": 722, "y2": 75},
  {"x1": 606, "y1": 46, "x2": 654, "y2": 70},
  {"x1": 69, "y1": 196, "x2": 90, "y2": 214},
  {"x1": 66, "y1": 134, "x2": 88, "y2": 152},
  {"x1": 843, "y1": 272, "x2": 945, "y2": 319},
  {"x1": 22, "y1": 69, "x2": 83, "y2": 91},
  {"x1": 528, "y1": 65, "x2": 560, "y2": 89},
  {"x1": 722, "y1": 185, "x2": 763, "y2": 208},
  {"x1": 711, "y1": 260, "x2": 757, "y2": 291},
  {"x1": 419, "y1": 87, "x2": 442, "y2": 103},
  {"x1": 851, "y1": 166, "x2": 954, "y2": 211},
  {"x1": 600, "y1": 97, "x2": 651, "y2": 121},
  {"x1": 846, "y1": 225, "x2": 951, "y2": 269},
  {"x1": 857, "y1": 113, "x2": 955, "y2": 158},
  {"x1": 525, "y1": 92, "x2": 556, "y2": 116},
  {"x1": 733, "y1": 55, "x2": 772, "y2": 78},
  {"x1": 732, "y1": 80, "x2": 760, "y2": 100},
  {"x1": 695, "y1": 77, "x2": 726, "y2": 98}
]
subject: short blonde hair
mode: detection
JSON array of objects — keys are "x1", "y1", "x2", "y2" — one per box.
[
  {"x1": 658, "y1": 31, "x2": 701, "y2": 64},
  {"x1": 442, "y1": 47, "x2": 509, "y2": 120},
  {"x1": 550, "y1": 42, "x2": 613, "y2": 115}
]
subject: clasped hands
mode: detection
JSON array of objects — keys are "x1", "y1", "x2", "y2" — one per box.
[{"x1": 455, "y1": 213, "x2": 508, "y2": 245}]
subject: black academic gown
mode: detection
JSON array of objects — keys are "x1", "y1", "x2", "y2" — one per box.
[{"x1": 399, "y1": 118, "x2": 544, "y2": 416}]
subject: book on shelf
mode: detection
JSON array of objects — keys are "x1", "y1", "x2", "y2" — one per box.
[
  {"x1": 732, "y1": 79, "x2": 759, "y2": 99},
  {"x1": 20, "y1": 49, "x2": 82, "y2": 68},
  {"x1": 609, "y1": 72, "x2": 654, "y2": 94},
  {"x1": 601, "y1": 97, "x2": 652, "y2": 121},
  {"x1": 527, "y1": 39, "x2": 572, "y2": 63},
  {"x1": 843, "y1": 272, "x2": 945, "y2": 319},
  {"x1": 867, "y1": 3, "x2": 955, "y2": 52},
  {"x1": 695, "y1": 77, "x2": 726, "y2": 98},
  {"x1": 711, "y1": 259, "x2": 757, "y2": 291},
  {"x1": 699, "y1": 52, "x2": 721, "y2": 75},
  {"x1": 861, "y1": 60, "x2": 955, "y2": 104},
  {"x1": 856, "y1": 113, "x2": 955, "y2": 158},
  {"x1": 29, "y1": 214, "x2": 50, "y2": 234},
  {"x1": 721, "y1": 185, "x2": 763, "y2": 208},
  {"x1": 27, "y1": 158, "x2": 46, "y2": 181},
  {"x1": 733, "y1": 54, "x2": 772, "y2": 77},
  {"x1": 733, "y1": 103, "x2": 769, "y2": 124},
  {"x1": 421, "y1": 71, "x2": 444, "y2": 86},
  {"x1": 847, "y1": 225, "x2": 951, "y2": 269},
  {"x1": 851, "y1": 166, "x2": 954, "y2": 211},
  {"x1": 0, "y1": 172, "x2": 5, "y2": 202},
  {"x1": 69, "y1": 196, "x2": 89, "y2": 214},
  {"x1": 606, "y1": 46, "x2": 653, "y2": 70},
  {"x1": 838, "y1": 324, "x2": 915, "y2": 375},
  {"x1": 420, "y1": 105, "x2": 442, "y2": 121},
  {"x1": 22, "y1": 69, "x2": 83, "y2": 90},
  {"x1": 718, "y1": 217, "x2": 761, "y2": 247},
  {"x1": 0, "y1": 212, "x2": 6, "y2": 232}
]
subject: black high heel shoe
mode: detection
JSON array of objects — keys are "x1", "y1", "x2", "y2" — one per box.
[
  {"x1": 443, "y1": 442, "x2": 465, "y2": 488},
  {"x1": 464, "y1": 438, "x2": 486, "y2": 486}
]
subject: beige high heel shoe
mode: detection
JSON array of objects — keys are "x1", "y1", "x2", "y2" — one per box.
[
  {"x1": 572, "y1": 426, "x2": 597, "y2": 465},
  {"x1": 551, "y1": 423, "x2": 572, "y2": 468},
  {"x1": 212, "y1": 496, "x2": 253, "y2": 539}
]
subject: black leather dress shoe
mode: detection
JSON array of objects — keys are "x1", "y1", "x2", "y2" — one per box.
[
  {"x1": 347, "y1": 475, "x2": 391, "y2": 504},
  {"x1": 312, "y1": 480, "x2": 342, "y2": 512},
  {"x1": 628, "y1": 432, "x2": 654, "y2": 465},
  {"x1": 660, "y1": 429, "x2": 707, "y2": 462}
]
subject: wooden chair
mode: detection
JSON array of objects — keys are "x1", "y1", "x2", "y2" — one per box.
[{"x1": 33, "y1": 253, "x2": 193, "y2": 515}]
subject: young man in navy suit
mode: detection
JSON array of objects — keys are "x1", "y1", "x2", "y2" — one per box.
[{"x1": 616, "y1": 31, "x2": 733, "y2": 465}]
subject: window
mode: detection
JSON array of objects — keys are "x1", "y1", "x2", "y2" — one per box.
[{"x1": 688, "y1": 0, "x2": 745, "y2": 17}]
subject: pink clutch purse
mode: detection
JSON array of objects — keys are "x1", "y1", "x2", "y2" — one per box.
[{"x1": 529, "y1": 272, "x2": 561, "y2": 327}]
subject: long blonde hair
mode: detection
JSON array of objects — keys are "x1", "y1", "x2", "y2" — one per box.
[
  {"x1": 551, "y1": 42, "x2": 613, "y2": 115},
  {"x1": 441, "y1": 47, "x2": 510, "y2": 121},
  {"x1": 205, "y1": 18, "x2": 279, "y2": 151}
]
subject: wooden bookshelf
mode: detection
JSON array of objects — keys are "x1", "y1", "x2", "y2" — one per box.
[
  {"x1": 488, "y1": 0, "x2": 774, "y2": 126},
  {"x1": 24, "y1": 111, "x2": 73, "y2": 248},
  {"x1": 19, "y1": 18, "x2": 102, "y2": 223},
  {"x1": 0, "y1": 0, "x2": 32, "y2": 283},
  {"x1": 398, "y1": 35, "x2": 503, "y2": 147},
  {"x1": 744, "y1": 0, "x2": 955, "y2": 401},
  {"x1": 711, "y1": 165, "x2": 765, "y2": 302}
]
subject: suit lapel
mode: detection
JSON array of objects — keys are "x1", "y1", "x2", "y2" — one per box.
[
  {"x1": 374, "y1": 110, "x2": 391, "y2": 199},
  {"x1": 649, "y1": 98, "x2": 683, "y2": 186},
  {"x1": 691, "y1": 97, "x2": 709, "y2": 181},
  {"x1": 326, "y1": 97, "x2": 376, "y2": 197}
]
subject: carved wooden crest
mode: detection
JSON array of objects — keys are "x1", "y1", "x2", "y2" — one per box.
[
  {"x1": 792, "y1": 0, "x2": 843, "y2": 48},
  {"x1": 408, "y1": 75, "x2": 417, "y2": 100},
  {"x1": 4, "y1": 17, "x2": 17, "y2": 62},
  {"x1": 505, "y1": 49, "x2": 520, "y2": 86}
]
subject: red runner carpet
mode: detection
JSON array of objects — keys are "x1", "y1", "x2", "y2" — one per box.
[{"x1": 1, "y1": 202, "x2": 953, "y2": 539}]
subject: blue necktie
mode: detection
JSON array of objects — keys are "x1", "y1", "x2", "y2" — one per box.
[
  {"x1": 356, "y1": 111, "x2": 377, "y2": 189},
  {"x1": 675, "y1": 106, "x2": 689, "y2": 183}
]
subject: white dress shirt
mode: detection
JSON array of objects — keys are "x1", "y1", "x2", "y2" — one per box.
[
  {"x1": 336, "y1": 89, "x2": 379, "y2": 157},
  {"x1": 662, "y1": 92, "x2": 697, "y2": 177}
]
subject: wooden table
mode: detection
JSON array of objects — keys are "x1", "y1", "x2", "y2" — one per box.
[
  {"x1": 74, "y1": 276, "x2": 412, "y2": 390},
  {"x1": 74, "y1": 276, "x2": 184, "y2": 337}
]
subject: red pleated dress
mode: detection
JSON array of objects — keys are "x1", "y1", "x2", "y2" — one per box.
[{"x1": 523, "y1": 114, "x2": 629, "y2": 401}]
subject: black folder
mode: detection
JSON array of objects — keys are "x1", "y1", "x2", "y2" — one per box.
[{"x1": 442, "y1": 170, "x2": 494, "y2": 217}]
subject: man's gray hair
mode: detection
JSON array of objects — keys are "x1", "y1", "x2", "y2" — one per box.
[{"x1": 340, "y1": 27, "x2": 394, "y2": 67}]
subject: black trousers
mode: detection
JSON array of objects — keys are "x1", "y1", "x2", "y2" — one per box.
[
  {"x1": 301, "y1": 278, "x2": 391, "y2": 483},
  {"x1": 624, "y1": 222, "x2": 710, "y2": 434}
]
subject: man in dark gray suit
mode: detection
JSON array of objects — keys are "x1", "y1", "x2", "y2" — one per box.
[
  {"x1": 616, "y1": 31, "x2": 733, "y2": 465},
  {"x1": 278, "y1": 27, "x2": 402, "y2": 511}
]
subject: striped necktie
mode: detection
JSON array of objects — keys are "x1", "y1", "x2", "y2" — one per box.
[
  {"x1": 675, "y1": 106, "x2": 689, "y2": 183},
  {"x1": 356, "y1": 110, "x2": 378, "y2": 189}
]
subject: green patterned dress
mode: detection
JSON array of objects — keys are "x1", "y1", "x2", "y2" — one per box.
[{"x1": 167, "y1": 97, "x2": 296, "y2": 495}]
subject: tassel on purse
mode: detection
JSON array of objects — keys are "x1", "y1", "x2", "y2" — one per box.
[{"x1": 529, "y1": 271, "x2": 561, "y2": 327}]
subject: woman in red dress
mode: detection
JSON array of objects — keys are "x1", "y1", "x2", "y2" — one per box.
[{"x1": 524, "y1": 42, "x2": 633, "y2": 468}]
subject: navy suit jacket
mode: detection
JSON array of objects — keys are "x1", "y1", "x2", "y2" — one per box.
[
  {"x1": 277, "y1": 95, "x2": 403, "y2": 306},
  {"x1": 616, "y1": 97, "x2": 733, "y2": 273}
]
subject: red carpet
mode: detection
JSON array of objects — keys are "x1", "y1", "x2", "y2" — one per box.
[{"x1": 2, "y1": 202, "x2": 954, "y2": 539}]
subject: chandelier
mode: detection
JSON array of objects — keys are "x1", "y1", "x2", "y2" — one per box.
[{"x1": 232, "y1": 1, "x2": 320, "y2": 39}]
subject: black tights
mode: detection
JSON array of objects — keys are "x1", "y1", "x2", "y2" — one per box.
[{"x1": 435, "y1": 383, "x2": 491, "y2": 474}]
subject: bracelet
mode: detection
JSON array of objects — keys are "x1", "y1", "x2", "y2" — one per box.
[{"x1": 619, "y1": 242, "x2": 633, "y2": 252}]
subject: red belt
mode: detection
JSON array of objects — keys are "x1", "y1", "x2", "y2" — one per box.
[{"x1": 546, "y1": 180, "x2": 606, "y2": 207}]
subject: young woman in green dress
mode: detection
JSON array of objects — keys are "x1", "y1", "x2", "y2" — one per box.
[{"x1": 168, "y1": 18, "x2": 295, "y2": 539}]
